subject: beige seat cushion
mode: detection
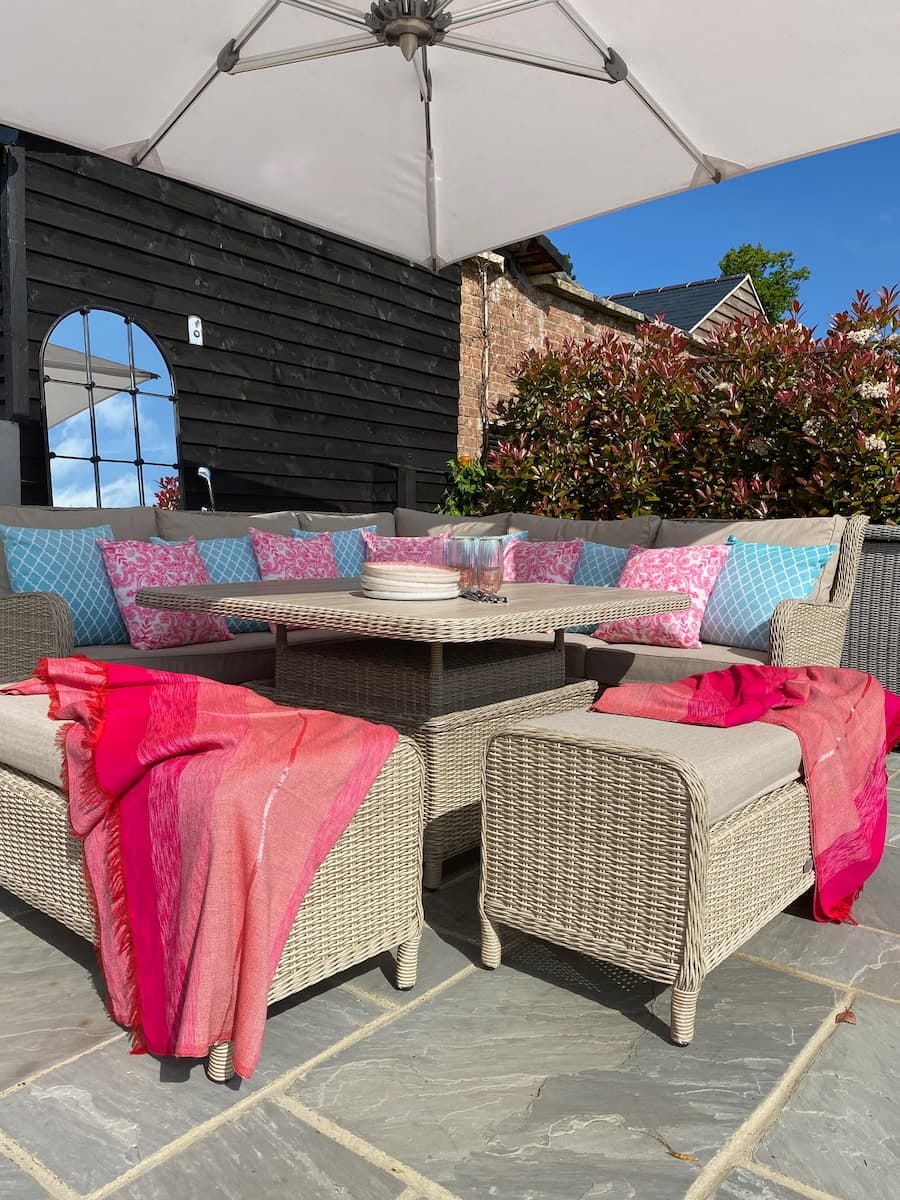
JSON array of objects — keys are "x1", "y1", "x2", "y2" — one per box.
[
  {"x1": 81, "y1": 630, "x2": 359, "y2": 687},
  {"x1": 297, "y1": 511, "x2": 396, "y2": 535},
  {"x1": 582, "y1": 640, "x2": 768, "y2": 685},
  {"x1": 653, "y1": 516, "x2": 846, "y2": 601},
  {"x1": 0, "y1": 693, "x2": 67, "y2": 789},
  {"x1": 154, "y1": 509, "x2": 298, "y2": 540},
  {"x1": 394, "y1": 508, "x2": 511, "y2": 537},
  {"x1": 508, "y1": 513, "x2": 660, "y2": 548},
  {"x1": 512, "y1": 709, "x2": 802, "y2": 824}
]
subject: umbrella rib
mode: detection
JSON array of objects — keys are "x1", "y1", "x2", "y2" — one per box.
[
  {"x1": 279, "y1": 0, "x2": 370, "y2": 31},
  {"x1": 442, "y1": 35, "x2": 618, "y2": 82},
  {"x1": 132, "y1": 0, "x2": 284, "y2": 166},
  {"x1": 554, "y1": 0, "x2": 720, "y2": 181},
  {"x1": 451, "y1": 0, "x2": 557, "y2": 29},
  {"x1": 420, "y1": 47, "x2": 439, "y2": 270},
  {"x1": 232, "y1": 36, "x2": 380, "y2": 72}
]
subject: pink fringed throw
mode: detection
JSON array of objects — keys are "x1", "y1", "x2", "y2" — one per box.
[
  {"x1": 591, "y1": 664, "x2": 900, "y2": 923},
  {"x1": 2, "y1": 657, "x2": 398, "y2": 1077}
]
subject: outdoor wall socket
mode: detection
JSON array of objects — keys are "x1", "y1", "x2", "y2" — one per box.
[{"x1": 187, "y1": 315, "x2": 204, "y2": 346}]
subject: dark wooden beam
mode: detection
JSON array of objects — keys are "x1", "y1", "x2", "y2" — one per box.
[{"x1": 0, "y1": 141, "x2": 29, "y2": 420}]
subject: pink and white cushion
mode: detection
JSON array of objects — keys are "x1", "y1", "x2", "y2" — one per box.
[
  {"x1": 249, "y1": 528, "x2": 339, "y2": 581},
  {"x1": 98, "y1": 538, "x2": 233, "y2": 651},
  {"x1": 361, "y1": 530, "x2": 449, "y2": 565},
  {"x1": 503, "y1": 538, "x2": 584, "y2": 584},
  {"x1": 592, "y1": 543, "x2": 731, "y2": 649}
]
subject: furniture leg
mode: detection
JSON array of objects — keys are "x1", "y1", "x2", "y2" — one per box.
[
  {"x1": 480, "y1": 912, "x2": 502, "y2": 968},
  {"x1": 670, "y1": 987, "x2": 700, "y2": 1046},
  {"x1": 422, "y1": 842, "x2": 444, "y2": 890},
  {"x1": 395, "y1": 929, "x2": 421, "y2": 989},
  {"x1": 206, "y1": 1041, "x2": 235, "y2": 1082}
]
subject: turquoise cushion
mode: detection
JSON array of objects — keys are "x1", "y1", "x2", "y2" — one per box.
[
  {"x1": 151, "y1": 534, "x2": 267, "y2": 634},
  {"x1": 0, "y1": 523, "x2": 128, "y2": 646},
  {"x1": 293, "y1": 525, "x2": 376, "y2": 577},
  {"x1": 569, "y1": 541, "x2": 629, "y2": 633},
  {"x1": 701, "y1": 536, "x2": 837, "y2": 651}
]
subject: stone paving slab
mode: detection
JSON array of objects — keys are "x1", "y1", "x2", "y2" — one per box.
[
  {"x1": 0, "y1": 905, "x2": 116, "y2": 1092},
  {"x1": 739, "y1": 908, "x2": 900, "y2": 997},
  {"x1": 0, "y1": 1156, "x2": 46, "y2": 1199},
  {"x1": 333, "y1": 925, "x2": 476, "y2": 1009},
  {"x1": 0, "y1": 980, "x2": 383, "y2": 1193},
  {"x1": 714, "y1": 1167, "x2": 810, "y2": 1198},
  {"x1": 291, "y1": 942, "x2": 839, "y2": 1200},
  {"x1": 755, "y1": 995, "x2": 900, "y2": 1200},
  {"x1": 108, "y1": 1101, "x2": 411, "y2": 1200},
  {"x1": 851, "y1": 845, "x2": 900, "y2": 933}
]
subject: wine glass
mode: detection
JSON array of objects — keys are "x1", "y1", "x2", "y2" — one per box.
[
  {"x1": 444, "y1": 536, "x2": 477, "y2": 591},
  {"x1": 476, "y1": 537, "x2": 504, "y2": 595}
]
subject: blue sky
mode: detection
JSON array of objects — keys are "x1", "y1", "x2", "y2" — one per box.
[{"x1": 549, "y1": 132, "x2": 900, "y2": 334}]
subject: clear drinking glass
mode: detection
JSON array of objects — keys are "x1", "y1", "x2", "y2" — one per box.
[
  {"x1": 476, "y1": 537, "x2": 504, "y2": 595},
  {"x1": 444, "y1": 536, "x2": 477, "y2": 591}
]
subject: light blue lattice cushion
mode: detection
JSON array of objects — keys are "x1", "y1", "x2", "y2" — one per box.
[
  {"x1": 700, "y1": 536, "x2": 837, "y2": 651},
  {"x1": 293, "y1": 525, "x2": 376, "y2": 577},
  {"x1": 568, "y1": 541, "x2": 629, "y2": 633},
  {"x1": 151, "y1": 534, "x2": 267, "y2": 634},
  {"x1": 0, "y1": 523, "x2": 128, "y2": 646}
]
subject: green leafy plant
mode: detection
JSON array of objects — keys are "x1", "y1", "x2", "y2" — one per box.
[
  {"x1": 487, "y1": 288, "x2": 899, "y2": 524},
  {"x1": 437, "y1": 456, "x2": 495, "y2": 516}
]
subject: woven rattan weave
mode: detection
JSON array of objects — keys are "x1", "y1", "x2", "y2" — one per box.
[
  {"x1": 0, "y1": 738, "x2": 424, "y2": 1082},
  {"x1": 276, "y1": 677, "x2": 599, "y2": 889},
  {"x1": 479, "y1": 726, "x2": 813, "y2": 1044},
  {"x1": 276, "y1": 637, "x2": 566, "y2": 719},
  {"x1": 842, "y1": 523, "x2": 900, "y2": 693}
]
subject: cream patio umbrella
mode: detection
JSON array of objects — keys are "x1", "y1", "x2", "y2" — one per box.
[
  {"x1": 42, "y1": 344, "x2": 158, "y2": 428},
  {"x1": 2, "y1": 1, "x2": 899, "y2": 269}
]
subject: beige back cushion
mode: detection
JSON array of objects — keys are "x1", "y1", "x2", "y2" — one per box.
[
  {"x1": 0, "y1": 505, "x2": 158, "y2": 595},
  {"x1": 297, "y1": 511, "x2": 396, "y2": 535},
  {"x1": 155, "y1": 509, "x2": 298, "y2": 540},
  {"x1": 508, "y1": 513, "x2": 660, "y2": 548},
  {"x1": 654, "y1": 515, "x2": 847, "y2": 601},
  {"x1": 394, "y1": 508, "x2": 512, "y2": 537}
]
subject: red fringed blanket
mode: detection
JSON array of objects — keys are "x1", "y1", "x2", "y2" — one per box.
[
  {"x1": 2, "y1": 657, "x2": 398, "y2": 1078},
  {"x1": 591, "y1": 664, "x2": 900, "y2": 923}
]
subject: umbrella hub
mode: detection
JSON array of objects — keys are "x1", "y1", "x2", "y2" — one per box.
[{"x1": 366, "y1": 0, "x2": 452, "y2": 61}]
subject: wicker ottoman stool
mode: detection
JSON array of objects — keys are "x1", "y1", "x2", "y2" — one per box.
[
  {"x1": 479, "y1": 710, "x2": 813, "y2": 1044},
  {"x1": 0, "y1": 694, "x2": 425, "y2": 1081}
]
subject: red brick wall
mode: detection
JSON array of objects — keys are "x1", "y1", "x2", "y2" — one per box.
[{"x1": 458, "y1": 258, "x2": 637, "y2": 459}]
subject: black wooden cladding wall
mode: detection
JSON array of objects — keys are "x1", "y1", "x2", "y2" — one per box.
[{"x1": 14, "y1": 140, "x2": 460, "y2": 511}]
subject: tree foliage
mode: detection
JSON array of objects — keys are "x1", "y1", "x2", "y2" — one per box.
[
  {"x1": 718, "y1": 243, "x2": 810, "y2": 321},
  {"x1": 474, "y1": 288, "x2": 899, "y2": 524}
]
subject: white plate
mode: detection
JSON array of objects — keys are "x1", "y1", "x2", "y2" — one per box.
[{"x1": 362, "y1": 588, "x2": 460, "y2": 602}]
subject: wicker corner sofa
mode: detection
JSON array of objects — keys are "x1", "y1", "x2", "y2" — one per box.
[{"x1": 0, "y1": 503, "x2": 869, "y2": 689}]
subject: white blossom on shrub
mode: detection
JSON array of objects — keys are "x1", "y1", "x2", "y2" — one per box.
[
  {"x1": 846, "y1": 329, "x2": 870, "y2": 344},
  {"x1": 857, "y1": 380, "x2": 890, "y2": 399},
  {"x1": 864, "y1": 434, "x2": 888, "y2": 453}
]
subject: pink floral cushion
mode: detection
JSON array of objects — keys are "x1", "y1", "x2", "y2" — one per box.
[
  {"x1": 592, "y1": 544, "x2": 731, "y2": 649},
  {"x1": 361, "y1": 530, "x2": 449, "y2": 565},
  {"x1": 98, "y1": 538, "x2": 233, "y2": 651},
  {"x1": 249, "y1": 528, "x2": 339, "y2": 581},
  {"x1": 503, "y1": 538, "x2": 584, "y2": 584}
]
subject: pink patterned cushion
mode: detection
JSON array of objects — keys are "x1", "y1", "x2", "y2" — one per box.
[
  {"x1": 592, "y1": 544, "x2": 731, "y2": 649},
  {"x1": 249, "y1": 528, "x2": 339, "y2": 581},
  {"x1": 98, "y1": 538, "x2": 233, "y2": 651},
  {"x1": 503, "y1": 539, "x2": 584, "y2": 584},
  {"x1": 361, "y1": 530, "x2": 449, "y2": 565}
]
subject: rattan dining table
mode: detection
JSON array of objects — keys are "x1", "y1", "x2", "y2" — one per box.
[{"x1": 136, "y1": 578, "x2": 690, "y2": 886}]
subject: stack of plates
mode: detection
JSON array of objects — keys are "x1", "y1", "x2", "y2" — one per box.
[{"x1": 361, "y1": 562, "x2": 461, "y2": 601}]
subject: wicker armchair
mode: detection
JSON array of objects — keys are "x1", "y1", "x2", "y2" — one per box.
[
  {"x1": 769, "y1": 513, "x2": 869, "y2": 667},
  {"x1": 0, "y1": 592, "x2": 74, "y2": 683}
]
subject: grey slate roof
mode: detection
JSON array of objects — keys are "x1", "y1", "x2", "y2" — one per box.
[{"x1": 608, "y1": 274, "x2": 747, "y2": 332}]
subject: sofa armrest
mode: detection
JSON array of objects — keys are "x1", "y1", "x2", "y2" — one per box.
[
  {"x1": 830, "y1": 514, "x2": 870, "y2": 605},
  {"x1": 769, "y1": 598, "x2": 851, "y2": 668},
  {"x1": 0, "y1": 592, "x2": 75, "y2": 683}
]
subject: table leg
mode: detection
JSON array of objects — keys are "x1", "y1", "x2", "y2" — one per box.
[
  {"x1": 430, "y1": 642, "x2": 444, "y2": 676},
  {"x1": 554, "y1": 628, "x2": 566, "y2": 673}
]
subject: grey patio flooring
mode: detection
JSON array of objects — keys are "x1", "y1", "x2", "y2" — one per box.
[{"x1": 0, "y1": 752, "x2": 897, "y2": 1200}]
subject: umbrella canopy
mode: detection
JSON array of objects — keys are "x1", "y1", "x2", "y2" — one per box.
[
  {"x1": 2, "y1": 1, "x2": 899, "y2": 268},
  {"x1": 43, "y1": 344, "x2": 158, "y2": 427}
]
